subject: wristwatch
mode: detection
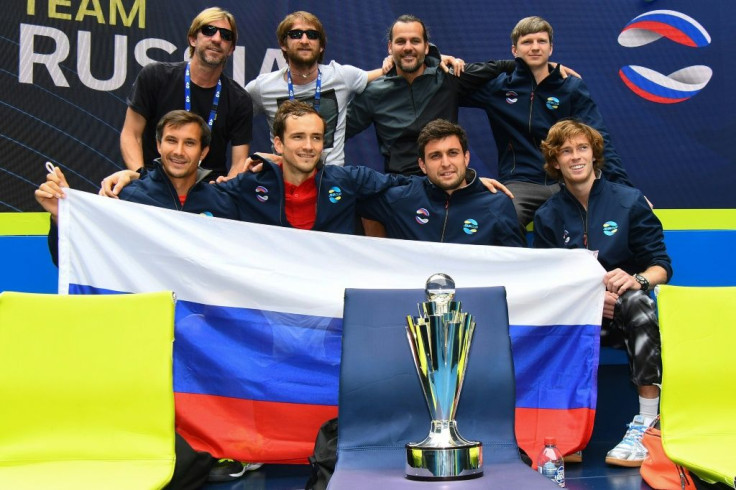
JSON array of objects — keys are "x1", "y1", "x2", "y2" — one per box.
[{"x1": 634, "y1": 273, "x2": 650, "y2": 292}]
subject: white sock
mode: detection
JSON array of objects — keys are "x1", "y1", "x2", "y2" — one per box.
[{"x1": 639, "y1": 396, "x2": 659, "y2": 422}]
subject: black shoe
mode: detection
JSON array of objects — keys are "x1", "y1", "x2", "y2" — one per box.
[{"x1": 207, "y1": 458, "x2": 263, "y2": 482}]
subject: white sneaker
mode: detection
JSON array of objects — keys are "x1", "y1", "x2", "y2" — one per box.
[
  {"x1": 208, "y1": 458, "x2": 263, "y2": 482},
  {"x1": 605, "y1": 415, "x2": 652, "y2": 467}
]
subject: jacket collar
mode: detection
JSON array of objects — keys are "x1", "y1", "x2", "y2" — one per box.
[
  {"x1": 149, "y1": 158, "x2": 213, "y2": 185},
  {"x1": 424, "y1": 168, "x2": 479, "y2": 199},
  {"x1": 513, "y1": 57, "x2": 563, "y2": 86}
]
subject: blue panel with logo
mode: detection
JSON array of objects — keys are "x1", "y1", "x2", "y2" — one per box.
[{"x1": 1, "y1": 0, "x2": 733, "y2": 211}]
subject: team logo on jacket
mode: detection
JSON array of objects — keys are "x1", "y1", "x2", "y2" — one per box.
[
  {"x1": 618, "y1": 10, "x2": 712, "y2": 103},
  {"x1": 463, "y1": 219, "x2": 479, "y2": 235},
  {"x1": 328, "y1": 186, "x2": 342, "y2": 203},
  {"x1": 505, "y1": 91, "x2": 518, "y2": 104},
  {"x1": 255, "y1": 186, "x2": 269, "y2": 202},
  {"x1": 545, "y1": 97, "x2": 560, "y2": 110},
  {"x1": 415, "y1": 208, "x2": 430, "y2": 224},
  {"x1": 562, "y1": 228, "x2": 570, "y2": 244},
  {"x1": 603, "y1": 221, "x2": 619, "y2": 236}
]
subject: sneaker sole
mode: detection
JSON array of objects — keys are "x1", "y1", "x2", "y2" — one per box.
[
  {"x1": 208, "y1": 463, "x2": 263, "y2": 482},
  {"x1": 564, "y1": 453, "x2": 582, "y2": 464},
  {"x1": 605, "y1": 456, "x2": 644, "y2": 467}
]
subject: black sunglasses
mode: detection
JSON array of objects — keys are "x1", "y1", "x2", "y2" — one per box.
[
  {"x1": 200, "y1": 25, "x2": 234, "y2": 42},
  {"x1": 287, "y1": 29, "x2": 320, "y2": 40}
]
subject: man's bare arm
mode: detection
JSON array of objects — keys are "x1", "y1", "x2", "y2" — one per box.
[
  {"x1": 227, "y1": 144, "x2": 251, "y2": 177},
  {"x1": 120, "y1": 108, "x2": 148, "y2": 171}
]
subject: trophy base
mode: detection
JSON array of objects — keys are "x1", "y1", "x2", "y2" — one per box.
[{"x1": 405, "y1": 443, "x2": 483, "y2": 480}]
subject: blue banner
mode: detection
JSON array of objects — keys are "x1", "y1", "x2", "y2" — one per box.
[{"x1": 2, "y1": 0, "x2": 734, "y2": 211}]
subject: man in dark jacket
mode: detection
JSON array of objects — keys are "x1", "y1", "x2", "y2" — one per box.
[
  {"x1": 36, "y1": 109, "x2": 254, "y2": 488},
  {"x1": 346, "y1": 14, "x2": 516, "y2": 176},
  {"x1": 533, "y1": 120, "x2": 671, "y2": 468},
  {"x1": 100, "y1": 101, "x2": 414, "y2": 235},
  {"x1": 465, "y1": 16, "x2": 634, "y2": 227},
  {"x1": 360, "y1": 119, "x2": 524, "y2": 247},
  {"x1": 37, "y1": 110, "x2": 243, "y2": 264}
]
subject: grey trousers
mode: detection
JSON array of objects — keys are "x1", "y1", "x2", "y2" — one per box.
[{"x1": 505, "y1": 181, "x2": 561, "y2": 228}]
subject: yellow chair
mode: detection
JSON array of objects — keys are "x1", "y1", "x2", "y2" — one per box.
[
  {"x1": 0, "y1": 291, "x2": 176, "y2": 490},
  {"x1": 657, "y1": 285, "x2": 736, "y2": 488}
]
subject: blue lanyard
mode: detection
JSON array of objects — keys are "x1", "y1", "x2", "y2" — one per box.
[
  {"x1": 287, "y1": 69, "x2": 321, "y2": 112},
  {"x1": 184, "y1": 62, "x2": 222, "y2": 129}
]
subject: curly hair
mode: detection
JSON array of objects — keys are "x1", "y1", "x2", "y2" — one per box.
[{"x1": 540, "y1": 119, "x2": 605, "y2": 181}]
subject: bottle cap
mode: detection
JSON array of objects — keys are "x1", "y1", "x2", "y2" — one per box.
[{"x1": 544, "y1": 436, "x2": 556, "y2": 445}]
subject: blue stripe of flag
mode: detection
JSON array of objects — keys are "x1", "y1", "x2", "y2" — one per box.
[
  {"x1": 511, "y1": 324, "x2": 600, "y2": 410},
  {"x1": 70, "y1": 284, "x2": 343, "y2": 405},
  {"x1": 70, "y1": 284, "x2": 598, "y2": 410}
]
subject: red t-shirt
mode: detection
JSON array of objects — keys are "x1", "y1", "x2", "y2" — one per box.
[{"x1": 283, "y1": 172, "x2": 318, "y2": 230}]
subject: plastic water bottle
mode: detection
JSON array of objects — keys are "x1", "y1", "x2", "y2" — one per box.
[{"x1": 537, "y1": 436, "x2": 565, "y2": 487}]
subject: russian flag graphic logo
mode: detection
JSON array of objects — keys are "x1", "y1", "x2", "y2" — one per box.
[
  {"x1": 618, "y1": 10, "x2": 712, "y2": 103},
  {"x1": 618, "y1": 10, "x2": 710, "y2": 48},
  {"x1": 619, "y1": 65, "x2": 712, "y2": 104}
]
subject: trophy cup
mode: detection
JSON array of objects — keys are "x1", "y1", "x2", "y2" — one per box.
[{"x1": 404, "y1": 273, "x2": 483, "y2": 480}]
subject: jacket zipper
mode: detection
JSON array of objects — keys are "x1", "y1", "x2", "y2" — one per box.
[
  {"x1": 440, "y1": 197, "x2": 450, "y2": 242},
  {"x1": 578, "y1": 205, "x2": 589, "y2": 249},
  {"x1": 165, "y1": 177, "x2": 183, "y2": 211},
  {"x1": 312, "y1": 169, "x2": 324, "y2": 229}
]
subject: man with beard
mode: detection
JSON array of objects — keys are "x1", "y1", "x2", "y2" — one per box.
[
  {"x1": 244, "y1": 11, "x2": 463, "y2": 170},
  {"x1": 358, "y1": 119, "x2": 524, "y2": 246},
  {"x1": 120, "y1": 7, "x2": 253, "y2": 180},
  {"x1": 346, "y1": 15, "x2": 517, "y2": 176},
  {"x1": 244, "y1": 11, "x2": 387, "y2": 168}
]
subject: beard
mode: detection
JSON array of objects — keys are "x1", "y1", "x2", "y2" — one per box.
[
  {"x1": 195, "y1": 44, "x2": 227, "y2": 67},
  {"x1": 286, "y1": 47, "x2": 320, "y2": 69},
  {"x1": 396, "y1": 54, "x2": 425, "y2": 74}
]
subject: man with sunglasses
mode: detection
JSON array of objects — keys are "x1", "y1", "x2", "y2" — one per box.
[
  {"x1": 121, "y1": 7, "x2": 253, "y2": 180},
  {"x1": 244, "y1": 11, "x2": 390, "y2": 169}
]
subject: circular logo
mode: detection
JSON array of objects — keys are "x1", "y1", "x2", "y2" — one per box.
[
  {"x1": 505, "y1": 91, "x2": 518, "y2": 104},
  {"x1": 255, "y1": 186, "x2": 269, "y2": 202},
  {"x1": 618, "y1": 10, "x2": 712, "y2": 103},
  {"x1": 415, "y1": 208, "x2": 430, "y2": 225},
  {"x1": 546, "y1": 97, "x2": 560, "y2": 110},
  {"x1": 328, "y1": 186, "x2": 342, "y2": 203},
  {"x1": 603, "y1": 221, "x2": 619, "y2": 236},
  {"x1": 463, "y1": 218, "x2": 479, "y2": 235}
]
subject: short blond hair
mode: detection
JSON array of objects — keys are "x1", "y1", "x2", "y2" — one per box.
[
  {"x1": 511, "y1": 16, "x2": 553, "y2": 46},
  {"x1": 187, "y1": 7, "x2": 237, "y2": 57}
]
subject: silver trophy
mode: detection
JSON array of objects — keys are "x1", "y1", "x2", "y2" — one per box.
[{"x1": 404, "y1": 273, "x2": 483, "y2": 480}]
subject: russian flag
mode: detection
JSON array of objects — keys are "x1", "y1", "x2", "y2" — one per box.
[{"x1": 57, "y1": 189, "x2": 605, "y2": 463}]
